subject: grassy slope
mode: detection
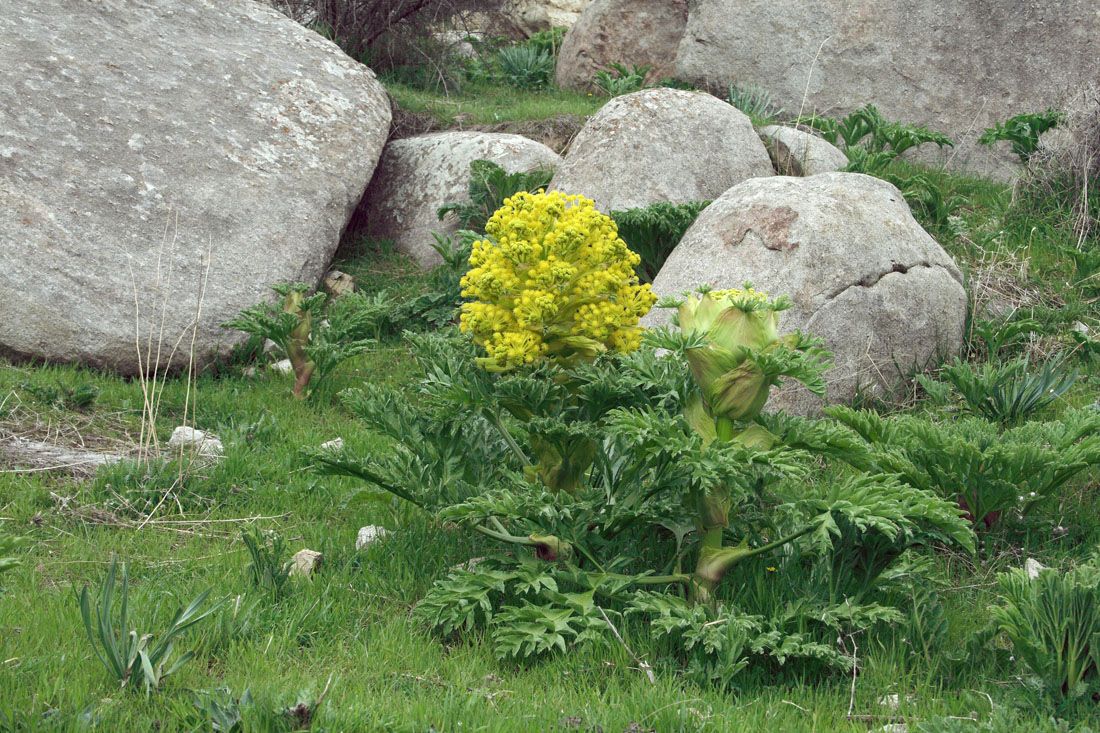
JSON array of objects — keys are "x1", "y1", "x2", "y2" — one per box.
[{"x1": 2, "y1": 93, "x2": 1100, "y2": 731}]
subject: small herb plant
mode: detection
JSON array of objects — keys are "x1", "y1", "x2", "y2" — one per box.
[
  {"x1": 796, "y1": 104, "x2": 954, "y2": 175},
  {"x1": 78, "y1": 555, "x2": 222, "y2": 693},
  {"x1": 726, "y1": 83, "x2": 785, "y2": 125},
  {"x1": 592, "y1": 63, "x2": 650, "y2": 97},
  {"x1": 495, "y1": 45, "x2": 555, "y2": 89},
  {"x1": 990, "y1": 557, "x2": 1100, "y2": 701},
  {"x1": 979, "y1": 109, "x2": 1062, "y2": 163},
  {"x1": 223, "y1": 282, "x2": 389, "y2": 399},
  {"x1": 610, "y1": 200, "x2": 710, "y2": 282},
  {"x1": 936, "y1": 356, "x2": 1077, "y2": 426},
  {"x1": 241, "y1": 527, "x2": 292, "y2": 601},
  {"x1": 438, "y1": 159, "x2": 554, "y2": 233}
]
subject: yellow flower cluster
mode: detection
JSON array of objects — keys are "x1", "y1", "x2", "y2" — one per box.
[
  {"x1": 459, "y1": 191, "x2": 656, "y2": 371},
  {"x1": 706, "y1": 287, "x2": 770, "y2": 308}
]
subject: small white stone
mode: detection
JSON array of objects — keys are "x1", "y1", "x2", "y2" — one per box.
[
  {"x1": 1072, "y1": 321, "x2": 1090, "y2": 335},
  {"x1": 356, "y1": 525, "x2": 390, "y2": 550},
  {"x1": 1025, "y1": 558, "x2": 1047, "y2": 579},
  {"x1": 271, "y1": 359, "x2": 294, "y2": 375},
  {"x1": 879, "y1": 694, "x2": 901, "y2": 711},
  {"x1": 288, "y1": 548, "x2": 323, "y2": 577},
  {"x1": 320, "y1": 438, "x2": 343, "y2": 452},
  {"x1": 167, "y1": 426, "x2": 224, "y2": 457},
  {"x1": 263, "y1": 339, "x2": 280, "y2": 354},
  {"x1": 877, "y1": 725, "x2": 907, "y2": 733}
]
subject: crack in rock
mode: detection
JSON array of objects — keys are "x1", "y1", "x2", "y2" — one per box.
[{"x1": 822, "y1": 261, "x2": 935, "y2": 302}]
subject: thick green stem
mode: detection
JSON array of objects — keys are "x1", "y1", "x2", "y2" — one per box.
[
  {"x1": 691, "y1": 524, "x2": 817, "y2": 607},
  {"x1": 486, "y1": 411, "x2": 532, "y2": 468}
]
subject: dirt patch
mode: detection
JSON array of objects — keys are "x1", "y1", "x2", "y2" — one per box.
[{"x1": 723, "y1": 204, "x2": 800, "y2": 252}]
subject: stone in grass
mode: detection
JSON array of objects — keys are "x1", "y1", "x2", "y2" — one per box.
[
  {"x1": 1025, "y1": 558, "x2": 1047, "y2": 579},
  {"x1": 758, "y1": 125, "x2": 849, "y2": 177},
  {"x1": 319, "y1": 438, "x2": 344, "y2": 452},
  {"x1": 288, "y1": 549, "x2": 323, "y2": 578},
  {"x1": 272, "y1": 359, "x2": 294, "y2": 375},
  {"x1": 166, "y1": 426, "x2": 224, "y2": 457},
  {"x1": 323, "y1": 270, "x2": 356, "y2": 299},
  {"x1": 356, "y1": 525, "x2": 391, "y2": 550}
]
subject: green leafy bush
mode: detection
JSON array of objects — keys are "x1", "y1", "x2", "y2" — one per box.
[
  {"x1": 796, "y1": 104, "x2": 954, "y2": 175},
  {"x1": 437, "y1": 159, "x2": 554, "y2": 233},
  {"x1": 593, "y1": 63, "x2": 650, "y2": 97},
  {"x1": 609, "y1": 200, "x2": 711, "y2": 283},
  {"x1": 936, "y1": 356, "x2": 1076, "y2": 426},
  {"x1": 241, "y1": 528, "x2": 292, "y2": 601},
  {"x1": 223, "y1": 283, "x2": 389, "y2": 398},
  {"x1": 726, "y1": 83, "x2": 784, "y2": 125},
  {"x1": 990, "y1": 557, "x2": 1100, "y2": 701},
  {"x1": 313, "y1": 220, "x2": 973, "y2": 681},
  {"x1": 495, "y1": 45, "x2": 555, "y2": 89},
  {"x1": 979, "y1": 109, "x2": 1062, "y2": 164},
  {"x1": 826, "y1": 407, "x2": 1100, "y2": 529},
  {"x1": 78, "y1": 555, "x2": 222, "y2": 693}
]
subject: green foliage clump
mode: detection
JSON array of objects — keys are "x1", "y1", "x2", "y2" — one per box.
[
  {"x1": 979, "y1": 109, "x2": 1063, "y2": 163},
  {"x1": 935, "y1": 356, "x2": 1076, "y2": 426},
  {"x1": 0, "y1": 534, "x2": 21, "y2": 578},
  {"x1": 593, "y1": 63, "x2": 650, "y2": 97},
  {"x1": 315, "y1": 280, "x2": 973, "y2": 680},
  {"x1": 241, "y1": 527, "x2": 292, "y2": 601},
  {"x1": 825, "y1": 406, "x2": 1100, "y2": 530},
  {"x1": 990, "y1": 556, "x2": 1100, "y2": 701},
  {"x1": 609, "y1": 200, "x2": 710, "y2": 283},
  {"x1": 78, "y1": 555, "x2": 222, "y2": 693},
  {"x1": 437, "y1": 159, "x2": 554, "y2": 233},
  {"x1": 726, "y1": 83, "x2": 785, "y2": 125},
  {"x1": 223, "y1": 282, "x2": 389, "y2": 399},
  {"x1": 495, "y1": 45, "x2": 555, "y2": 89}
]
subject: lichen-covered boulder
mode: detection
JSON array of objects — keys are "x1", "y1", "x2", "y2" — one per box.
[
  {"x1": 646, "y1": 173, "x2": 966, "y2": 414},
  {"x1": 674, "y1": 0, "x2": 1100, "y2": 178},
  {"x1": 0, "y1": 0, "x2": 390, "y2": 374},
  {"x1": 554, "y1": 0, "x2": 687, "y2": 91},
  {"x1": 759, "y1": 126, "x2": 849, "y2": 176},
  {"x1": 549, "y1": 88, "x2": 773, "y2": 213},
  {"x1": 361, "y1": 132, "x2": 562, "y2": 268}
]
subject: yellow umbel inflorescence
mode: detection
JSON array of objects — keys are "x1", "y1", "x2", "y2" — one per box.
[
  {"x1": 459, "y1": 190, "x2": 657, "y2": 371},
  {"x1": 706, "y1": 287, "x2": 770, "y2": 307}
]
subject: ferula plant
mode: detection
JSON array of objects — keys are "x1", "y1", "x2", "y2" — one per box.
[
  {"x1": 314, "y1": 194, "x2": 973, "y2": 681},
  {"x1": 458, "y1": 190, "x2": 656, "y2": 372}
]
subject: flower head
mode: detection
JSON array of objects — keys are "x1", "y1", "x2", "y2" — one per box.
[{"x1": 460, "y1": 191, "x2": 656, "y2": 371}]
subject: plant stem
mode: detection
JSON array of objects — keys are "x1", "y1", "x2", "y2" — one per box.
[{"x1": 486, "y1": 411, "x2": 532, "y2": 467}]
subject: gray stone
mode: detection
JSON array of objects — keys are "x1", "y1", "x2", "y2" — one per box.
[
  {"x1": 646, "y1": 173, "x2": 966, "y2": 414},
  {"x1": 0, "y1": 0, "x2": 390, "y2": 375},
  {"x1": 355, "y1": 525, "x2": 391, "y2": 550},
  {"x1": 288, "y1": 548, "x2": 323, "y2": 577},
  {"x1": 554, "y1": 0, "x2": 687, "y2": 91},
  {"x1": 759, "y1": 126, "x2": 849, "y2": 177},
  {"x1": 362, "y1": 132, "x2": 561, "y2": 268},
  {"x1": 167, "y1": 426, "x2": 224, "y2": 458},
  {"x1": 549, "y1": 88, "x2": 773, "y2": 213},
  {"x1": 502, "y1": 0, "x2": 592, "y2": 36},
  {"x1": 674, "y1": 0, "x2": 1100, "y2": 179}
]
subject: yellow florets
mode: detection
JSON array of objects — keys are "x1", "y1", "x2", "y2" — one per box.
[
  {"x1": 459, "y1": 191, "x2": 657, "y2": 371},
  {"x1": 708, "y1": 287, "x2": 770, "y2": 307}
]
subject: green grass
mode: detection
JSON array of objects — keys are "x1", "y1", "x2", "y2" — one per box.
[
  {"x1": 3, "y1": 84, "x2": 1100, "y2": 730},
  {"x1": 386, "y1": 79, "x2": 605, "y2": 127}
]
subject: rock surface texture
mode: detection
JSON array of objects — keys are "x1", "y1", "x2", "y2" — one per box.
[
  {"x1": 549, "y1": 88, "x2": 773, "y2": 213},
  {"x1": 502, "y1": 0, "x2": 592, "y2": 36},
  {"x1": 646, "y1": 173, "x2": 966, "y2": 414},
  {"x1": 759, "y1": 126, "x2": 849, "y2": 177},
  {"x1": 0, "y1": 0, "x2": 390, "y2": 374},
  {"x1": 554, "y1": 0, "x2": 688, "y2": 91},
  {"x1": 673, "y1": 0, "x2": 1100, "y2": 178},
  {"x1": 362, "y1": 132, "x2": 561, "y2": 268}
]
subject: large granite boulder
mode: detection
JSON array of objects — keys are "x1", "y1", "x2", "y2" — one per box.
[
  {"x1": 674, "y1": 0, "x2": 1100, "y2": 179},
  {"x1": 549, "y1": 88, "x2": 773, "y2": 213},
  {"x1": 554, "y1": 0, "x2": 688, "y2": 91},
  {"x1": 646, "y1": 173, "x2": 966, "y2": 414},
  {"x1": 0, "y1": 0, "x2": 390, "y2": 375},
  {"x1": 362, "y1": 132, "x2": 562, "y2": 268}
]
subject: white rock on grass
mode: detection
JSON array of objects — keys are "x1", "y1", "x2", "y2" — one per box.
[
  {"x1": 320, "y1": 438, "x2": 344, "y2": 452},
  {"x1": 288, "y1": 549, "x2": 323, "y2": 577},
  {"x1": 167, "y1": 426, "x2": 224, "y2": 457},
  {"x1": 272, "y1": 359, "x2": 294, "y2": 375},
  {"x1": 355, "y1": 525, "x2": 391, "y2": 550}
]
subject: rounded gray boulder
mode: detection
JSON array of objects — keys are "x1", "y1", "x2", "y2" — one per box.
[
  {"x1": 646, "y1": 173, "x2": 966, "y2": 414},
  {"x1": 549, "y1": 88, "x2": 774, "y2": 213}
]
